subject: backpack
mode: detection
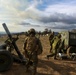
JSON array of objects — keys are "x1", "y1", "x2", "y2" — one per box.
[{"x1": 25, "y1": 36, "x2": 43, "y2": 55}]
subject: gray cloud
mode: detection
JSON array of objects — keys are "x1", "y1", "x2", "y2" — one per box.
[
  {"x1": 49, "y1": 25, "x2": 75, "y2": 29},
  {"x1": 46, "y1": 24, "x2": 76, "y2": 30},
  {"x1": 18, "y1": 21, "x2": 40, "y2": 27},
  {"x1": 19, "y1": 22, "x2": 31, "y2": 26},
  {"x1": 38, "y1": 13, "x2": 76, "y2": 24}
]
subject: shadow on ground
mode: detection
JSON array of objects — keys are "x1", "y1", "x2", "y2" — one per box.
[{"x1": 37, "y1": 58, "x2": 76, "y2": 75}]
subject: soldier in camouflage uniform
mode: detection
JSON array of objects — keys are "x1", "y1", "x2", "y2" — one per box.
[
  {"x1": 5, "y1": 34, "x2": 19, "y2": 52},
  {"x1": 53, "y1": 33, "x2": 62, "y2": 59},
  {"x1": 47, "y1": 33, "x2": 62, "y2": 59},
  {"x1": 23, "y1": 28, "x2": 43, "y2": 75},
  {"x1": 49, "y1": 32, "x2": 54, "y2": 52}
]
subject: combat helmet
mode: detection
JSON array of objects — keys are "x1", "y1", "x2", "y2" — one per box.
[
  {"x1": 57, "y1": 33, "x2": 61, "y2": 38},
  {"x1": 28, "y1": 28, "x2": 36, "y2": 35}
]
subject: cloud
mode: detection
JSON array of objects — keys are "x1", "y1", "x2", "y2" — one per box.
[
  {"x1": 17, "y1": 21, "x2": 40, "y2": 27},
  {"x1": 38, "y1": 13, "x2": 76, "y2": 24},
  {"x1": 1, "y1": 0, "x2": 76, "y2": 32},
  {"x1": 45, "y1": 4, "x2": 76, "y2": 15},
  {"x1": 47, "y1": 24, "x2": 76, "y2": 30},
  {"x1": 0, "y1": 0, "x2": 43, "y2": 24}
]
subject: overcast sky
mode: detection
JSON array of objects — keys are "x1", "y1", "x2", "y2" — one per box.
[{"x1": 0, "y1": 0, "x2": 76, "y2": 32}]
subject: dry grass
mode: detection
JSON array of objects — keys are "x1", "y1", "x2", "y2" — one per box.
[{"x1": 0, "y1": 35, "x2": 76, "y2": 75}]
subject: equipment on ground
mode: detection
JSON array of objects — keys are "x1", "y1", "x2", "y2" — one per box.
[
  {"x1": 57, "y1": 31, "x2": 76, "y2": 60},
  {"x1": 0, "y1": 23, "x2": 27, "y2": 72}
]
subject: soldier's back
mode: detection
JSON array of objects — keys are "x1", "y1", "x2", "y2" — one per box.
[{"x1": 26, "y1": 36, "x2": 38, "y2": 52}]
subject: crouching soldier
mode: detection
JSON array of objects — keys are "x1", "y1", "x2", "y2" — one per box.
[{"x1": 23, "y1": 28, "x2": 43, "y2": 75}]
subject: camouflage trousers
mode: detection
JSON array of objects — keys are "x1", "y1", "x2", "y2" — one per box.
[{"x1": 25, "y1": 51, "x2": 38, "y2": 75}]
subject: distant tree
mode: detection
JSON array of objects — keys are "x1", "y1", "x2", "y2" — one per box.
[
  {"x1": 71, "y1": 29, "x2": 76, "y2": 32},
  {"x1": 45, "y1": 28, "x2": 48, "y2": 32},
  {"x1": 48, "y1": 29, "x2": 52, "y2": 33},
  {"x1": 38, "y1": 31, "x2": 41, "y2": 35},
  {"x1": 43, "y1": 28, "x2": 48, "y2": 35}
]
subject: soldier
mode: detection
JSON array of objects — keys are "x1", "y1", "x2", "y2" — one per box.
[
  {"x1": 23, "y1": 28, "x2": 43, "y2": 75},
  {"x1": 5, "y1": 38, "x2": 14, "y2": 52},
  {"x1": 49, "y1": 32, "x2": 54, "y2": 41},
  {"x1": 49, "y1": 32, "x2": 54, "y2": 52},
  {"x1": 47, "y1": 33, "x2": 62, "y2": 60},
  {"x1": 5, "y1": 34, "x2": 19, "y2": 52},
  {"x1": 53, "y1": 33, "x2": 62, "y2": 59}
]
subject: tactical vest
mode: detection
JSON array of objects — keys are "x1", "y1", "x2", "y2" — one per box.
[
  {"x1": 25, "y1": 36, "x2": 43, "y2": 55},
  {"x1": 26, "y1": 37, "x2": 37, "y2": 52}
]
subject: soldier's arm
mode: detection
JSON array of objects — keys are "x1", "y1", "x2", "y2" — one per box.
[
  {"x1": 23, "y1": 37, "x2": 29, "y2": 58},
  {"x1": 58, "y1": 39, "x2": 62, "y2": 50},
  {"x1": 50, "y1": 37, "x2": 55, "y2": 46}
]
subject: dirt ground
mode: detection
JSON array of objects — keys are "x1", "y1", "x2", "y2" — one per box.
[{"x1": 0, "y1": 35, "x2": 76, "y2": 75}]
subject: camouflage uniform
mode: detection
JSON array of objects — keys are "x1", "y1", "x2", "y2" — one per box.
[
  {"x1": 5, "y1": 38, "x2": 14, "y2": 52},
  {"x1": 5, "y1": 35, "x2": 19, "y2": 52},
  {"x1": 53, "y1": 34, "x2": 61, "y2": 59},
  {"x1": 47, "y1": 33, "x2": 62, "y2": 59},
  {"x1": 49, "y1": 32, "x2": 54, "y2": 52},
  {"x1": 23, "y1": 28, "x2": 43, "y2": 75}
]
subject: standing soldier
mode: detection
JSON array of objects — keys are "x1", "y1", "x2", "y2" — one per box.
[
  {"x1": 47, "y1": 33, "x2": 62, "y2": 60},
  {"x1": 53, "y1": 33, "x2": 62, "y2": 59},
  {"x1": 49, "y1": 32, "x2": 54, "y2": 52},
  {"x1": 23, "y1": 28, "x2": 43, "y2": 75}
]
